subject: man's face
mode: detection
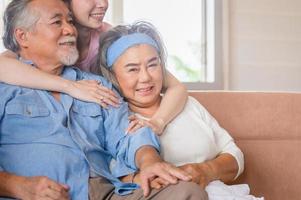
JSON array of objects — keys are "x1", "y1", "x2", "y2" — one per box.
[{"x1": 24, "y1": 0, "x2": 78, "y2": 68}]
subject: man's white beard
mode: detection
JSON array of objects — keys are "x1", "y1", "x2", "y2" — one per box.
[{"x1": 59, "y1": 46, "x2": 79, "y2": 66}]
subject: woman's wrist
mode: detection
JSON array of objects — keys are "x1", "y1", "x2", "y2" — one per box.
[
  {"x1": 149, "y1": 117, "x2": 166, "y2": 134},
  {"x1": 154, "y1": 118, "x2": 165, "y2": 127},
  {"x1": 199, "y1": 161, "x2": 219, "y2": 182},
  {"x1": 61, "y1": 78, "x2": 75, "y2": 94}
]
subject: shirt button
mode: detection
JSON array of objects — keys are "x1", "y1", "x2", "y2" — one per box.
[{"x1": 26, "y1": 108, "x2": 31, "y2": 116}]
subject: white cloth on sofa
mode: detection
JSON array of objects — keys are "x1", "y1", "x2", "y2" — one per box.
[{"x1": 206, "y1": 180, "x2": 264, "y2": 200}]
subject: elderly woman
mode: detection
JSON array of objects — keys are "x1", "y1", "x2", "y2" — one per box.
[{"x1": 97, "y1": 21, "x2": 263, "y2": 200}]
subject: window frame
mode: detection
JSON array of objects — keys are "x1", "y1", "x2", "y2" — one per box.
[{"x1": 186, "y1": 0, "x2": 224, "y2": 90}]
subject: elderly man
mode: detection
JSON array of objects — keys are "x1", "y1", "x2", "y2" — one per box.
[{"x1": 0, "y1": 0, "x2": 208, "y2": 200}]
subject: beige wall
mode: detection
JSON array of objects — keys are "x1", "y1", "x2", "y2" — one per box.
[{"x1": 225, "y1": 0, "x2": 301, "y2": 91}]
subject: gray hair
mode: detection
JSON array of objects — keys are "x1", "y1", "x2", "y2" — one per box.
[
  {"x1": 2, "y1": 0, "x2": 39, "y2": 53},
  {"x1": 96, "y1": 21, "x2": 168, "y2": 92}
]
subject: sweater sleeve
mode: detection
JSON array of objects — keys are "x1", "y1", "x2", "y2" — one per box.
[{"x1": 190, "y1": 97, "x2": 244, "y2": 179}]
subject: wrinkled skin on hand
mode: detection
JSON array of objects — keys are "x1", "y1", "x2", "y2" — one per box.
[{"x1": 18, "y1": 176, "x2": 70, "y2": 200}]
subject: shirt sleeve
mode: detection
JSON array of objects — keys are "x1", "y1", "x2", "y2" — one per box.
[
  {"x1": 190, "y1": 97, "x2": 244, "y2": 179},
  {"x1": 103, "y1": 101, "x2": 160, "y2": 178}
]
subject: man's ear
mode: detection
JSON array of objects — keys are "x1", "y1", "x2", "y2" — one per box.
[{"x1": 14, "y1": 28, "x2": 30, "y2": 48}]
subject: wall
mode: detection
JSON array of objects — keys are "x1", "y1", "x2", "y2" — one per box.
[{"x1": 225, "y1": 0, "x2": 301, "y2": 91}]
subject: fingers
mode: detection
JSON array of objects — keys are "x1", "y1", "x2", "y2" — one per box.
[
  {"x1": 126, "y1": 120, "x2": 139, "y2": 134},
  {"x1": 140, "y1": 175, "x2": 151, "y2": 197},
  {"x1": 139, "y1": 162, "x2": 192, "y2": 197},
  {"x1": 139, "y1": 162, "x2": 189, "y2": 197},
  {"x1": 24, "y1": 176, "x2": 70, "y2": 200},
  {"x1": 150, "y1": 180, "x2": 162, "y2": 189},
  {"x1": 42, "y1": 180, "x2": 69, "y2": 200},
  {"x1": 101, "y1": 96, "x2": 119, "y2": 108},
  {"x1": 60, "y1": 184, "x2": 70, "y2": 191},
  {"x1": 96, "y1": 96, "x2": 110, "y2": 109},
  {"x1": 48, "y1": 181, "x2": 69, "y2": 193},
  {"x1": 153, "y1": 163, "x2": 192, "y2": 185},
  {"x1": 128, "y1": 115, "x2": 137, "y2": 121},
  {"x1": 152, "y1": 167, "x2": 178, "y2": 184},
  {"x1": 126, "y1": 118, "x2": 144, "y2": 134},
  {"x1": 154, "y1": 177, "x2": 170, "y2": 186},
  {"x1": 95, "y1": 85, "x2": 120, "y2": 106},
  {"x1": 165, "y1": 166, "x2": 192, "y2": 182},
  {"x1": 150, "y1": 177, "x2": 169, "y2": 189},
  {"x1": 75, "y1": 80, "x2": 120, "y2": 108},
  {"x1": 127, "y1": 115, "x2": 163, "y2": 134},
  {"x1": 42, "y1": 187, "x2": 69, "y2": 200}
]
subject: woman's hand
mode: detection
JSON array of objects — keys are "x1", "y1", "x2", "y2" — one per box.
[
  {"x1": 136, "y1": 162, "x2": 192, "y2": 196},
  {"x1": 126, "y1": 115, "x2": 166, "y2": 135},
  {"x1": 179, "y1": 163, "x2": 213, "y2": 189},
  {"x1": 65, "y1": 80, "x2": 120, "y2": 108},
  {"x1": 128, "y1": 173, "x2": 170, "y2": 190}
]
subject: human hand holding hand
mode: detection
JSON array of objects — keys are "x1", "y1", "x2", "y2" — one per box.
[
  {"x1": 16, "y1": 176, "x2": 70, "y2": 200},
  {"x1": 179, "y1": 163, "x2": 213, "y2": 189},
  {"x1": 138, "y1": 161, "x2": 192, "y2": 197},
  {"x1": 65, "y1": 80, "x2": 120, "y2": 108},
  {"x1": 127, "y1": 173, "x2": 170, "y2": 191}
]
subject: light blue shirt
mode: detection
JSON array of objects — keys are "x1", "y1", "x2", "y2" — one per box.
[{"x1": 0, "y1": 67, "x2": 160, "y2": 199}]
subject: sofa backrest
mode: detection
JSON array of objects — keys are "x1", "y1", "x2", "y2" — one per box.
[{"x1": 189, "y1": 91, "x2": 301, "y2": 200}]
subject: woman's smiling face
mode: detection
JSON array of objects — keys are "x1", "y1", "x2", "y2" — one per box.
[
  {"x1": 69, "y1": 0, "x2": 108, "y2": 29},
  {"x1": 113, "y1": 44, "x2": 163, "y2": 108}
]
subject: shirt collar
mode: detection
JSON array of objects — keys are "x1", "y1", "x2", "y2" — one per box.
[
  {"x1": 18, "y1": 56, "x2": 35, "y2": 66},
  {"x1": 61, "y1": 67, "x2": 77, "y2": 81}
]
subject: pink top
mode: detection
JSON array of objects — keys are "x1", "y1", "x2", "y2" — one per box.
[{"x1": 77, "y1": 22, "x2": 111, "y2": 73}]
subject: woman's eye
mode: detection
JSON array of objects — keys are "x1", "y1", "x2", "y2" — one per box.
[
  {"x1": 68, "y1": 19, "x2": 74, "y2": 25},
  {"x1": 148, "y1": 63, "x2": 158, "y2": 67},
  {"x1": 52, "y1": 20, "x2": 62, "y2": 25},
  {"x1": 128, "y1": 68, "x2": 138, "y2": 72}
]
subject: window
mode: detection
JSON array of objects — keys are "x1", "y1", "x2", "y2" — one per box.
[{"x1": 106, "y1": 0, "x2": 223, "y2": 89}]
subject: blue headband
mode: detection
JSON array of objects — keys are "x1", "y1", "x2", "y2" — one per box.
[{"x1": 106, "y1": 33, "x2": 159, "y2": 67}]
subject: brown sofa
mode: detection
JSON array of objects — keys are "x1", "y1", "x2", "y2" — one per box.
[{"x1": 189, "y1": 91, "x2": 301, "y2": 200}]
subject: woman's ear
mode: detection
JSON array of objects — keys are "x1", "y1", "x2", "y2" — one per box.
[{"x1": 14, "y1": 28, "x2": 30, "y2": 48}]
